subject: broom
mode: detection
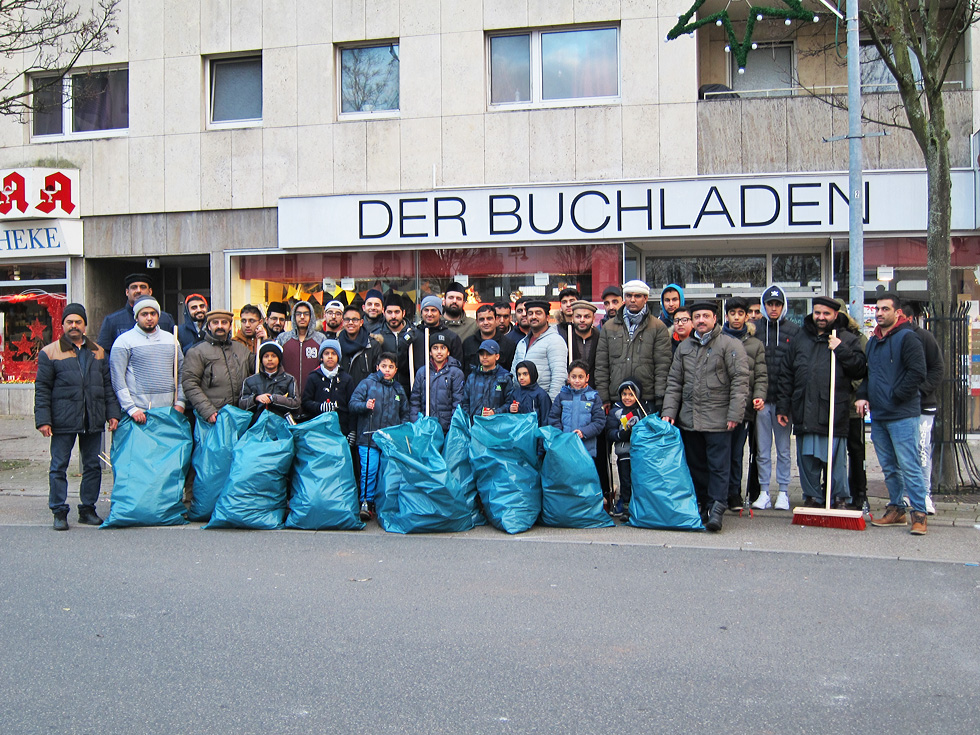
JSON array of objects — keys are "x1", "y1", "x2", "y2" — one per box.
[{"x1": 791, "y1": 329, "x2": 865, "y2": 530}]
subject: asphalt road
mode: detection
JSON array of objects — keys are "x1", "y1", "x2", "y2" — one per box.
[{"x1": 1, "y1": 521, "x2": 978, "y2": 735}]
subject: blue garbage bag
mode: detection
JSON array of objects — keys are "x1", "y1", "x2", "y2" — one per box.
[
  {"x1": 627, "y1": 417, "x2": 703, "y2": 530},
  {"x1": 469, "y1": 413, "x2": 542, "y2": 534},
  {"x1": 374, "y1": 422, "x2": 427, "y2": 526},
  {"x1": 285, "y1": 412, "x2": 364, "y2": 531},
  {"x1": 375, "y1": 416, "x2": 474, "y2": 534},
  {"x1": 539, "y1": 426, "x2": 614, "y2": 529},
  {"x1": 102, "y1": 408, "x2": 191, "y2": 528},
  {"x1": 443, "y1": 406, "x2": 485, "y2": 526},
  {"x1": 206, "y1": 411, "x2": 295, "y2": 530},
  {"x1": 188, "y1": 405, "x2": 252, "y2": 522}
]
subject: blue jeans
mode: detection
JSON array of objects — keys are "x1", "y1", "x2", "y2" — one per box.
[
  {"x1": 871, "y1": 417, "x2": 927, "y2": 513},
  {"x1": 49, "y1": 432, "x2": 103, "y2": 513},
  {"x1": 357, "y1": 446, "x2": 381, "y2": 503}
]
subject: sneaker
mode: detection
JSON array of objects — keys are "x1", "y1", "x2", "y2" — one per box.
[
  {"x1": 621, "y1": 504, "x2": 630, "y2": 523},
  {"x1": 871, "y1": 505, "x2": 908, "y2": 527},
  {"x1": 924, "y1": 494, "x2": 936, "y2": 516},
  {"x1": 774, "y1": 491, "x2": 791, "y2": 510},
  {"x1": 613, "y1": 499, "x2": 624, "y2": 518},
  {"x1": 359, "y1": 502, "x2": 371, "y2": 521},
  {"x1": 909, "y1": 511, "x2": 928, "y2": 535},
  {"x1": 751, "y1": 492, "x2": 771, "y2": 510},
  {"x1": 728, "y1": 494, "x2": 744, "y2": 512},
  {"x1": 77, "y1": 505, "x2": 103, "y2": 526}
]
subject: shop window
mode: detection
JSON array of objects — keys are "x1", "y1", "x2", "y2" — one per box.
[
  {"x1": 730, "y1": 42, "x2": 793, "y2": 98},
  {"x1": 772, "y1": 253, "x2": 822, "y2": 288},
  {"x1": 489, "y1": 27, "x2": 619, "y2": 106},
  {"x1": 645, "y1": 254, "x2": 768, "y2": 292},
  {"x1": 1, "y1": 293, "x2": 66, "y2": 383},
  {"x1": 339, "y1": 42, "x2": 400, "y2": 115},
  {"x1": 210, "y1": 56, "x2": 262, "y2": 124},
  {"x1": 32, "y1": 67, "x2": 129, "y2": 138}
]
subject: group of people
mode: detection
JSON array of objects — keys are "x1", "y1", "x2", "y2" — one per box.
[{"x1": 34, "y1": 273, "x2": 941, "y2": 537}]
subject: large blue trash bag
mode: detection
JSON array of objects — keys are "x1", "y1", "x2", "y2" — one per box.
[
  {"x1": 539, "y1": 426, "x2": 615, "y2": 529},
  {"x1": 102, "y1": 408, "x2": 191, "y2": 528},
  {"x1": 375, "y1": 417, "x2": 474, "y2": 534},
  {"x1": 627, "y1": 417, "x2": 703, "y2": 530},
  {"x1": 285, "y1": 412, "x2": 364, "y2": 530},
  {"x1": 469, "y1": 413, "x2": 542, "y2": 534},
  {"x1": 443, "y1": 406, "x2": 485, "y2": 526},
  {"x1": 206, "y1": 411, "x2": 295, "y2": 530},
  {"x1": 187, "y1": 405, "x2": 252, "y2": 522},
  {"x1": 374, "y1": 422, "x2": 424, "y2": 525}
]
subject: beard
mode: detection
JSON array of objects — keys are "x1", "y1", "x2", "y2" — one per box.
[{"x1": 444, "y1": 304, "x2": 463, "y2": 319}]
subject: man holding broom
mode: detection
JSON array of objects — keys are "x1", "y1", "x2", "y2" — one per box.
[{"x1": 776, "y1": 297, "x2": 865, "y2": 509}]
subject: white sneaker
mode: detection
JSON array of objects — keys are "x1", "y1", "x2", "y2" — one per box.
[
  {"x1": 774, "y1": 491, "x2": 791, "y2": 511},
  {"x1": 751, "y1": 492, "x2": 771, "y2": 510},
  {"x1": 925, "y1": 494, "x2": 936, "y2": 515}
]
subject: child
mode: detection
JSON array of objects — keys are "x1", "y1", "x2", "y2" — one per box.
[
  {"x1": 349, "y1": 352, "x2": 410, "y2": 520},
  {"x1": 462, "y1": 339, "x2": 515, "y2": 419},
  {"x1": 239, "y1": 341, "x2": 301, "y2": 419},
  {"x1": 605, "y1": 380, "x2": 655, "y2": 521},
  {"x1": 410, "y1": 332, "x2": 465, "y2": 432},
  {"x1": 301, "y1": 339, "x2": 354, "y2": 434},
  {"x1": 548, "y1": 359, "x2": 606, "y2": 496},
  {"x1": 508, "y1": 360, "x2": 552, "y2": 427}
]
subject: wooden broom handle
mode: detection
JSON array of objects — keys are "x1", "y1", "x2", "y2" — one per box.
[{"x1": 825, "y1": 330, "x2": 836, "y2": 511}]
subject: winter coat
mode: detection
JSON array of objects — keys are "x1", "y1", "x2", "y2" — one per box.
[
  {"x1": 594, "y1": 310, "x2": 672, "y2": 408},
  {"x1": 661, "y1": 325, "x2": 750, "y2": 432},
  {"x1": 912, "y1": 325, "x2": 944, "y2": 414},
  {"x1": 301, "y1": 368, "x2": 355, "y2": 436},
  {"x1": 754, "y1": 284, "x2": 801, "y2": 404},
  {"x1": 181, "y1": 331, "x2": 253, "y2": 420},
  {"x1": 239, "y1": 367, "x2": 301, "y2": 416},
  {"x1": 338, "y1": 329, "x2": 385, "y2": 387},
  {"x1": 858, "y1": 319, "x2": 926, "y2": 422},
  {"x1": 462, "y1": 365, "x2": 515, "y2": 418},
  {"x1": 722, "y1": 322, "x2": 768, "y2": 423},
  {"x1": 34, "y1": 336, "x2": 121, "y2": 434},
  {"x1": 777, "y1": 313, "x2": 866, "y2": 438},
  {"x1": 349, "y1": 371, "x2": 411, "y2": 448},
  {"x1": 548, "y1": 384, "x2": 606, "y2": 457},
  {"x1": 109, "y1": 325, "x2": 185, "y2": 416},
  {"x1": 511, "y1": 383, "x2": 552, "y2": 427},
  {"x1": 558, "y1": 326, "x2": 600, "y2": 387},
  {"x1": 512, "y1": 325, "x2": 568, "y2": 400},
  {"x1": 232, "y1": 328, "x2": 261, "y2": 356},
  {"x1": 97, "y1": 305, "x2": 176, "y2": 356},
  {"x1": 462, "y1": 332, "x2": 516, "y2": 375},
  {"x1": 408, "y1": 322, "x2": 464, "y2": 374},
  {"x1": 377, "y1": 321, "x2": 416, "y2": 393},
  {"x1": 409, "y1": 357, "x2": 466, "y2": 431},
  {"x1": 276, "y1": 301, "x2": 328, "y2": 391},
  {"x1": 444, "y1": 314, "x2": 479, "y2": 343},
  {"x1": 659, "y1": 283, "x2": 686, "y2": 328},
  {"x1": 605, "y1": 381, "x2": 655, "y2": 457},
  {"x1": 177, "y1": 299, "x2": 207, "y2": 354},
  {"x1": 364, "y1": 314, "x2": 385, "y2": 335}
]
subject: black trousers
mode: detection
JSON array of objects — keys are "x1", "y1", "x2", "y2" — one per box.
[
  {"x1": 681, "y1": 429, "x2": 733, "y2": 509},
  {"x1": 745, "y1": 420, "x2": 761, "y2": 502},
  {"x1": 593, "y1": 432, "x2": 612, "y2": 498},
  {"x1": 847, "y1": 417, "x2": 867, "y2": 503},
  {"x1": 616, "y1": 456, "x2": 632, "y2": 505},
  {"x1": 727, "y1": 420, "x2": 750, "y2": 500}
]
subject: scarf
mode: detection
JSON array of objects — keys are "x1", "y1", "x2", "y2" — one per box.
[
  {"x1": 338, "y1": 328, "x2": 369, "y2": 357},
  {"x1": 722, "y1": 322, "x2": 747, "y2": 340},
  {"x1": 319, "y1": 365, "x2": 339, "y2": 378},
  {"x1": 623, "y1": 305, "x2": 648, "y2": 338}
]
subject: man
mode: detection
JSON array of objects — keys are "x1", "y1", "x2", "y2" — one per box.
[
  {"x1": 97, "y1": 273, "x2": 176, "y2": 355},
  {"x1": 494, "y1": 302, "x2": 516, "y2": 339},
  {"x1": 442, "y1": 282, "x2": 478, "y2": 342},
  {"x1": 670, "y1": 306, "x2": 693, "y2": 354},
  {"x1": 903, "y1": 302, "x2": 943, "y2": 515},
  {"x1": 264, "y1": 301, "x2": 289, "y2": 341},
  {"x1": 857, "y1": 293, "x2": 929, "y2": 534},
  {"x1": 464, "y1": 304, "x2": 516, "y2": 375},
  {"x1": 722, "y1": 298, "x2": 768, "y2": 511},
  {"x1": 661, "y1": 302, "x2": 749, "y2": 533},
  {"x1": 836, "y1": 297, "x2": 869, "y2": 511},
  {"x1": 35, "y1": 304, "x2": 121, "y2": 530},
  {"x1": 512, "y1": 299, "x2": 568, "y2": 400},
  {"x1": 507, "y1": 296, "x2": 531, "y2": 345},
  {"x1": 594, "y1": 280, "x2": 672, "y2": 412},
  {"x1": 601, "y1": 285, "x2": 623, "y2": 326},
  {"x1": 744, "y1": 295, "x2": 764, "y2": 504},
  {"x1": 338, "y1": 305, "x2": 385, "y2": 388},
  {"x1": 362, "y1": 289, "x2": 386, "y2": 334},
  {"x1": 561, "y1": 301, "x2": 600, "y2": 382},
  {"x1": 777, "y1": 297, "x2": 866, "y2": 509},
  {"x1": 556, "y1": 287, "x2": 580, "y2": 327},
  {"x1": 177, "y1": 293, "x2": 209, "y2": 353},
  {"x1": 752, "y1": 284, "x2": 800, "y2": 511},
  {"x1": 182, "y1": 309, "x2": 253, "y2": 423},
  {"x1": 321, "y1": 300, "x2": 346, "y2": 339},
  {"x1": 233, "y1": 304, "x2": 268, "y2": 355},
  {"x1": 746, "y1": 297, "x2": 762, "y2": 323},
  {"x1": 276, "y1": 300, "x2": 327, "y2": 391},
  {"x1": 378, "y1": 293, "x2": 416, "y2": 393},
  {"x1": 658, "y1": 283, "x2": 685, "y2": 328},
  {"x1": 409, "y1": 295, "x2": 464, "y2": 371},
  {"x1": 110, "y1": 295, "x2": 186, "y2": 424}
]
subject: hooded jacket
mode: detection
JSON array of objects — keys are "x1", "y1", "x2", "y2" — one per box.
[
  {"x1": 177, "y1": 295, "x2": 208, "y2": 354},
  {"x1": 181, "y1": 330, "x2": 253, "y2": 420},
  {"x1": 301, "y1": 366, "x2": 355, "y2": 435},
  {"x1": 858, "y1": 318, "x2": 926, "y2": 421},
  {"x1": 661, "y1": 324, "x2": 750, "y2": 432},
  {"x1": 512, "y1": 324, "x2": 569, "y2": 400},
  {"x1": 605, "y1": 380, "x2": 655, "y2": 457},
  {"x1": 721, "y1": 321, "x2": 768, "y2": 423},
  {"x1": 754, "y1": 284, "x2": 800, "y2": 403},
  {"x1": 239, "y1": 366, "x2": 301, "y2": 415},
  {"x1": 548, "y1": 384, "x2": 606, "y2": 457},
  {"x1": 777, "y1": 312, "x2": 866, "y2": 438},
  {"x1": 110, "y1": 324, "x2": 185, "y2": 416},
  {"x1": 912, "y1": 325, "x2": 944, "y2": 414},
  {"x1": 594, "y1": 308, "x2": 672, "y2": 408},
  {"x1": 339, "y1": 326, "x2": 385, "y2": 388},
  {"x1": 462, "y1": 364, "x2": 515, "y2": 418},
  {"x1": 349, "y1": 371, "x2": 411, "y2": 448},
  {"x1": 409, "y1": 356, "x2": 465, "y2": 431},
  {"x1": 659, "y1": 283, "x2": 686, "y2": 328},
  {"x1": 511, "y1": 361, "x2": 553, "y2": 427},
  {"x1": 35, "y1": 335, "x2": 121, "y2": 434},
  {"x1": 276, "y1": 301, "x2": 328, "y2": 391}
]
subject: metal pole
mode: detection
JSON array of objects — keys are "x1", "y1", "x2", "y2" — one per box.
[{"x1": 846, "y1": 0, "x2": 865, "y2": 324}]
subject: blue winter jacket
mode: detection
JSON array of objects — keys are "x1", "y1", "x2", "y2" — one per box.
[
  {"x1": 349, "y1": 371, "x2": 411, "y2": 448},
  {"x1": 511, "y1": 382, "x2": 552, "y2": 427},
  {"x1": 548, "y1": 385, "x2": 606, "y2": 457},
  {"x1": 462, "y1": 365, "x2": 515, "y2": 418},
  {"x1": 858, "y1": 320, "x2": 926, "y2": 422},
  {"x1": 410, "y1": 357, "x2": 466, "y2": 432}
]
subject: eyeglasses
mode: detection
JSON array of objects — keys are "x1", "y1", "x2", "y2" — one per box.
[
  {"x1": 673, "y1": 317, "x2": 691, "y2": 324},
  {"x1": 343, "y1": 317, "x2": 362, "y2": 323}
]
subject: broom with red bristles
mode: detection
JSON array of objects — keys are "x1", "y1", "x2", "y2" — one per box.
[{"x1": 791, "y1": 329, "x2": 866, "y2": 531}]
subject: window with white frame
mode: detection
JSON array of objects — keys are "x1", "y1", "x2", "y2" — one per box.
[
  {"x1": 489, "y1": 26, "x2": 620, "y2": 106},
  {"x1": 730, "y1": 42, "x2": 794, "y2": 97},
  {"x1": 859, "y1": 41, "x2": 922, "y2": 94},
  {"x1": 339, "y1": 42, "x2": 400, "y2": 115},
  {"x1": 32, "y1": 67, "x2": 128, "y2": 138},
  {"x1": 210, "y1": 56, "x2": 263, "y2": 124}
]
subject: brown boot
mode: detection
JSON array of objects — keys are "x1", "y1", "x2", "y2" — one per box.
[
  {"x1": 871, "y1": 505, "x2": 907, "y2": 527},
  {"x1": 909, "y1": 511, "x2": 928, "y2": 535}
]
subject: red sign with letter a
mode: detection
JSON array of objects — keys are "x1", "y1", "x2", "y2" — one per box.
[{"x1": 0, "y1": 169, "x2": 79, "y2": 220}]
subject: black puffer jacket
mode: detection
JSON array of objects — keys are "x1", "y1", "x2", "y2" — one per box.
[
  {"x1": 34, "y1": 336, "x2": 121, "y2": 434},
  {"x1": 239, "y1": 367, "x2": 301, "y2": 415}
]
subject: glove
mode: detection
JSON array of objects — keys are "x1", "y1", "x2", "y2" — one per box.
[{"x1": 347, "y1": 430, "x2": 356, "y2": 446}]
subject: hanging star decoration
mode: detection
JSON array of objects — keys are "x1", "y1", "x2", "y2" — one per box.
[
  {"x1": 666, "y1": 0, "x2": 823, "y2": 72},
  {"x1": 28, "y1": 318, "x2": 47, "y2": 341},
  {"x1": 12, "y1": 334, "x2": 36, "y2": 357}
]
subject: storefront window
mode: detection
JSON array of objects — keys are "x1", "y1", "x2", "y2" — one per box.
[
  {"x1": 772, "y1": 253, "x2": 821, "y2": 288},
  {"x1": 1, "y1": 293, "x2": 66, "y2": 383},
  {"x1": 645, "y1": 254, "x2": 767, "y2": 290}
]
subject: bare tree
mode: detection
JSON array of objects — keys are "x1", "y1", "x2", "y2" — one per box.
[{"x1": 0, "y1": 0, "x2": 119, "y2": 118}]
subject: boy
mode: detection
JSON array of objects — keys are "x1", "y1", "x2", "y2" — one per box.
[
  {"x1": 410, "y1": 333, "x2": 465, "y2": 432},
  {"x1": 349, "y1": 352, "x2": 410, "y2": 520},
  {"x1": 508, "y1": 360, "x2": 552, "y2": 427},
  {"x1": 239, "y1": 341, "x2": 301, "y2": 419},
  {"x1": 548, "y1": 360, "x2": 607, "y2": 504},
  {"x1": 462, "y1": 339, "x2": 515, "y2": 419},
  {"x1": 301, "y1": 339, "x2": 354, "y2": 435},
  {"x1": 606, "y1": 380, "x2": 655, "y2": 521}
]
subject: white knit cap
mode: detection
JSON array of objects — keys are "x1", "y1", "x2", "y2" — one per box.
[
  {"x1": 133, "y1": 296, "x2": 161, "y2": 316},
  {"x1": 622, "y1": 280, "x2": 651, "y2": 296}
]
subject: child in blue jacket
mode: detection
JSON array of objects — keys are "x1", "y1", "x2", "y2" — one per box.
[
  {"x1": 508, "y1": 360, "x2": 552, "y2": 427},
  {"x1": 548, "y1": 360, "x2": 605, "y2": 457},
  {"x1": 410, "y1": 332, "x2": 465, "y2": 432},
  {"x1": 462, "y1": 339, "x2": 515, "y2": 419}
]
